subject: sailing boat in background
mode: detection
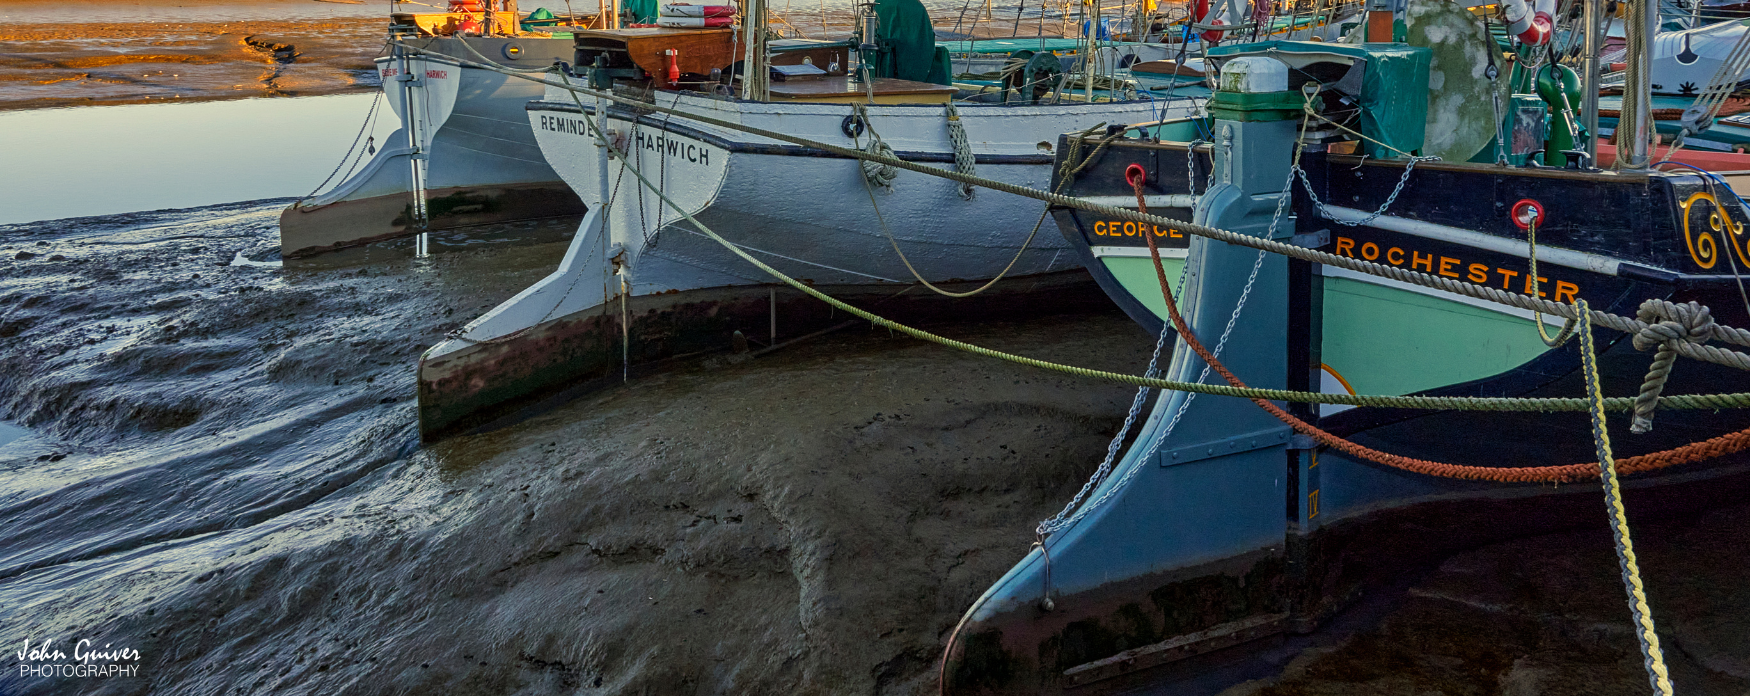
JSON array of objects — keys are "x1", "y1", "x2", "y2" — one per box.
[
  {"x1": 413, "y1": 0, "x2": 1199, "y2": 438},
  {"x1": 278, "y1": 1, "x2": 594, "y2": 258}
]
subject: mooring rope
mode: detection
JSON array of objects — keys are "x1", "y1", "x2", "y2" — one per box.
[
  {"x1": 1134, "y1": 194, "x2": 1750, "y2": 482},
  {"x1": 562, "y1": 92, "x2": 1750, "y2": 483},
  {"x1": 1525, "y1": 215, "x2": 1581, "y2": 347},
  {"x1": 854, "y1": 123, "x2": 1123, "y2": 299},
  {"x1": 388, "y1": 42, "x2": 1750, "y2": 378},
  {"x1": 1576, "y1": 299, "x2": 1678, "y2": 696},
  {"x1": 294, "y1": 89, "x2": 383, "y2": 211},
  {"x1": 409, "y1": 44, "x2": 1750, "y2": 486}
]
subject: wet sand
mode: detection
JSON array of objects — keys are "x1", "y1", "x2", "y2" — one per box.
[
  {"x1": 0, "y1": 16, "x2": 386, "y2": 111},
  {"x1": 0, "y1": 0, "x2": 1096, "y2": 112},
  {"x1": 1201, "y1": 504, "x2": 1750, "y2": 696}
]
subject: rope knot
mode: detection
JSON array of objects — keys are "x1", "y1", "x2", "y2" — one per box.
[
  {"x1": 1630, "y1": 300, "x2": 1714, "y2": 433},
  {"x1": 1633, "y1": 300, "x2": 1713, "y2": 351}
]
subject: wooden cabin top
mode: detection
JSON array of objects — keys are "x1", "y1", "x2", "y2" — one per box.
[
  {"x1": 768, "y1": 77, "x2": 957, "y2": 104},
  {"x1": 575, "y1": 27, "x2": 739, "y2": 79},
  {"x1": 573, "y1": 29, "x2": 946, "y2": 104}
]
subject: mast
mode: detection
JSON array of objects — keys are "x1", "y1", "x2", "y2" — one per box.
[
  {"x1": 1617, "y1": 0, "x2": 1655, "y2": 168},
  {"x1": 1583, "y1": 0, "x2": 1601, "y2": 163},
  {"x1": 740, "y1": 0, "x2": 770, "y2": 101},
  {"x1": 1084, "y1": 0, "x2": 1097, "y2": 103}
]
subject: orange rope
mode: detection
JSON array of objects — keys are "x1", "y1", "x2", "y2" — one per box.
[{"x1": 1130, "y1": 175, "x2": 1750, "y2": 483}]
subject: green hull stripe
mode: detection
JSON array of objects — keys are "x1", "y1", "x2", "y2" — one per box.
[
  {"x1": 1102, "y1": 259, "x2": 1551, "y2": 396},
  {"x1": 1319, "y1": 275, "x2": 1551, "y2": 396},
  {"x1": 1102, "y1": 255, "x2": 1188, "y2": 321}
]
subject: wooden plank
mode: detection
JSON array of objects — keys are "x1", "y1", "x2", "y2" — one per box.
[
  {"x1": 1060, "y1": 612, "x2": 1289, "y2": 688},
  {"x1": 574, "y1": 28, "x2": 740, "y2": 78},
  {"x1": 768, "y1": 77, "x2": 957, "y2": 99}
]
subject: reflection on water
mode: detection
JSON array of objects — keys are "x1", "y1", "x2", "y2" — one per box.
[
  {"x1": 0, "y1": 0, "x2": 383, "y2": 23},
  {"x1": 0, "y1": 94, "x2": 398, "y2": 226},
  {"x1": 0, "y1": 422, "x2": 28, "y2": 450}
]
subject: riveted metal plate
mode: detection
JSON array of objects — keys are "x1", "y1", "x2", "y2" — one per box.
[{"x1": 1159, "y1": 426, "x2": 1292, "y2": 466}]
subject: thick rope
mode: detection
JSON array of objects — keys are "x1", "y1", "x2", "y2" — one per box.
[
  {"x1": 1578, "y1": 299, "x2": 1678, "y2": 696},
  {"x1": 580, "y1": 100, "x2": 1750, "y2": 482},
  {"x1": 853, "y1": 104, "x2": 898, "y2": 189},
  {"x1": 1631, "y1": 299, "x2": 1715, "y2": 433},
  {"x1": 1526, "y1": 215, "x2": 1579, "y2": 347},
  {"x1": 1137, "y1": 196, "x2": 1750, "y2": 483},
  {"x1": 389, "y1": 43, "x2": 1750, "y2": 376},
  {"x1": 945, "y1": 102, "x2": 979, "y2": 200}
]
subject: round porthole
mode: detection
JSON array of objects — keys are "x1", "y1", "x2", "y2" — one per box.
[{"x1": 503, "y1": 43, "x2": 525, "y2": 60}]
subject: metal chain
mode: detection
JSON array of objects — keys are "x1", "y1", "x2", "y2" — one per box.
[
  {"x1": 1036, "y1": 318, "x2": 1174, "y2": 535},
  {"x1": 1186, "y1": 140, "x2": 1205, "y2": 195},
  {"x1": 1294, "y1": 154, "x2": 1433, "y2": 228},
  {"x1": 1040, "y1": 143, "x2": 1287, "y2": 537}
]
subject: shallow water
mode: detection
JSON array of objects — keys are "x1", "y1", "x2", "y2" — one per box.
[
  {"x1": 0, "y1": 0, "x2": 383, "y2": 24},
  {"x1": 0, "y1": 94, "x2": 399, "y2": 226}
]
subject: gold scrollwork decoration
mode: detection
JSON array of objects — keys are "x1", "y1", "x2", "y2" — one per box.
[{"x1": 1681, "y1": 191, "x2": 1750, "y2": 270}]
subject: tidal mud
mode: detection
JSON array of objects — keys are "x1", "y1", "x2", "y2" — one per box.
[
  {"x1": 0, "y1": 200, "x2": 1160, "y2": 694},
  {"x1": 1206, "y1": 504, "x2": 1750, "y2": 696},
  {"x1": 0, "y1": 17, "x2": 385, "y2": 111}
]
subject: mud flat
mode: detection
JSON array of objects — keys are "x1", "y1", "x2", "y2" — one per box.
[
  {"x1": 0, "y1": 16, "x2": 385, "y2": 111},
  {"x1": 0, "y1": 199, "x2": 1163, "y2": 694},
  {"x1": 1189, "y1": 502, "x2": 1750, "y2": 696}
]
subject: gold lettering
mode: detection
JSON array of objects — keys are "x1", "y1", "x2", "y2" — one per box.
[
  {"x1": 1438, "y1": 256, "x2": 1460, "y2": 278},
  {"x1": 1170, "y1": 227, "x2": 1184, "y2": 238},
  {"x1": 1094, "y1": 221, "x2": 1107, "y2": 236},
  {"x1": 1554, "y1": 280, "x2": 1580, "y2": 304},
  {"x1": 1496, "y1": 268, "x2": 1520, "y2": 289},
  {"x1": 1335, "y1": 237, "x2": 1355, "y2": 257},
  {"x1": 1123, "y1": 221, "x2": 1138, "y2": 237},
  {"x1": 1387, "y1": 247, "x2": 1405, "y2": 265},
  {"x1": 1524, "y1": 274, "x2": 1549, "y2": 297},
  {"x1": 1361, "y1": 242, "x2": 1379, "y2": 261},
  {"x1": 1467, "y1": 263, "x2": 1489, "y2": 283},
  {"x1": 1411, "y1": 251, "x2": 1434, "y2": 272}
]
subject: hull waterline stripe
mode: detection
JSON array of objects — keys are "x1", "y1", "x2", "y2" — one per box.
[
  {"x1": 1089, "y1": 246, "x2": 1192, "y2": 258},
  {"x1": 1076, "y1": 194, "x2": 1199, "y2": 208},
  {"x1": 1319, "y1": 204, "x2": 1626, "y2": 276},
  {"x1": 528, "y1": 101, "x2": 1056, "y2": 165}
]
